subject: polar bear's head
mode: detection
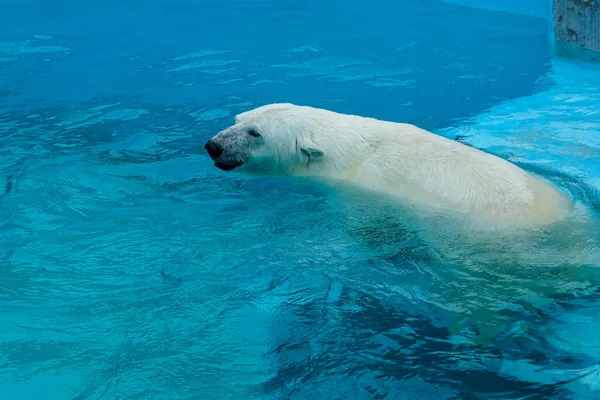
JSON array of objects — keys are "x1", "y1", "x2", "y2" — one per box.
[{"x1": 204, "y1": 103, "x2": 327, "y2": 173}]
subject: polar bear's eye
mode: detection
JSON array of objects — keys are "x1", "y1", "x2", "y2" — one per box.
[{"x1": 247, "y1": 128, "x2": 261, "y2": 138}]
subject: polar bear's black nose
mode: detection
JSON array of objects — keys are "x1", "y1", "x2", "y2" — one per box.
[{"x1": 204, "y1": 140, "x2": 223, "y2": 159}]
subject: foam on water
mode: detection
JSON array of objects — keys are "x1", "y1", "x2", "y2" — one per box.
[{"x1": 0, "y1": 40, "x2": 72, "y2": 57}]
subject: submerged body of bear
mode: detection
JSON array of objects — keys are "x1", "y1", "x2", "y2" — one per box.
[
  {"x1": 205, "y1": 103, "x2": 600, "y2": 347},
  {"x1": 205, "y1": 103, "x2": 571, "y2": 226}
]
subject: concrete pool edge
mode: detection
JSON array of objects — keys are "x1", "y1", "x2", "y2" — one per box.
[{"x1": 553, "y1": 0, "x2": 600, "y2": 62}]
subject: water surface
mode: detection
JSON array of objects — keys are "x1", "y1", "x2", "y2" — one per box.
[{"x1": 1, "y1": 0, "x2": 600, "y2": 399}]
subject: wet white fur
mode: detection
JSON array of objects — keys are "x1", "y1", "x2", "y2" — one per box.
[{"x1": 233, "y1": 103, "x2": 572, "y2": 225}]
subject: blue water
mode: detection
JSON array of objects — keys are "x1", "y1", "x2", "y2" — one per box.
[{"x1": 2, "y1": 0, "x2": 600, "y2": 399}]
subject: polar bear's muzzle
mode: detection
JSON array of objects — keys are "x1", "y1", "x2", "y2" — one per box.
[
  {"x1": 214, "y1": 160, "x2": 243, "y2": 171},
  {"x1": 204, "y1": 138, "x2": 245, "y2": 171}
]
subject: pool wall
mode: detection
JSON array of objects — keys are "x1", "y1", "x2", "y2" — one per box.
[
  {"x1": 445, "y1": 0, "x2": 600, "y2": 61},
  {"x1": 553, "y1": 0, "x2": 600, "y2": 63},
  {"x1": 441, "y1": 0, "x2": 552, "y2": 19}
]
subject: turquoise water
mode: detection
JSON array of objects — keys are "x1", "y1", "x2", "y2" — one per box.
[{"x1": 2, "y1": 0, "x2": 600, "y2": 399}]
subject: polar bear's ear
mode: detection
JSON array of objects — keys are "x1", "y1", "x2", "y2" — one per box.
[{"x1": 298, "y1": 139, "x2": 325, "y2": 161}]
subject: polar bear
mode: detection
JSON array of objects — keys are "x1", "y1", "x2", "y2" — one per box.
[
  {"x1": 205, "y1": 103, "x2": 572, "y2": 226},
  {"x1": 204, "y1": 103, "x2": 600, "y2": 347}
]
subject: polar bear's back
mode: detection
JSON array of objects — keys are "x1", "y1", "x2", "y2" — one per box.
[{"x1": 335, "y1": 118, "x2": 571, "y2": 225}]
